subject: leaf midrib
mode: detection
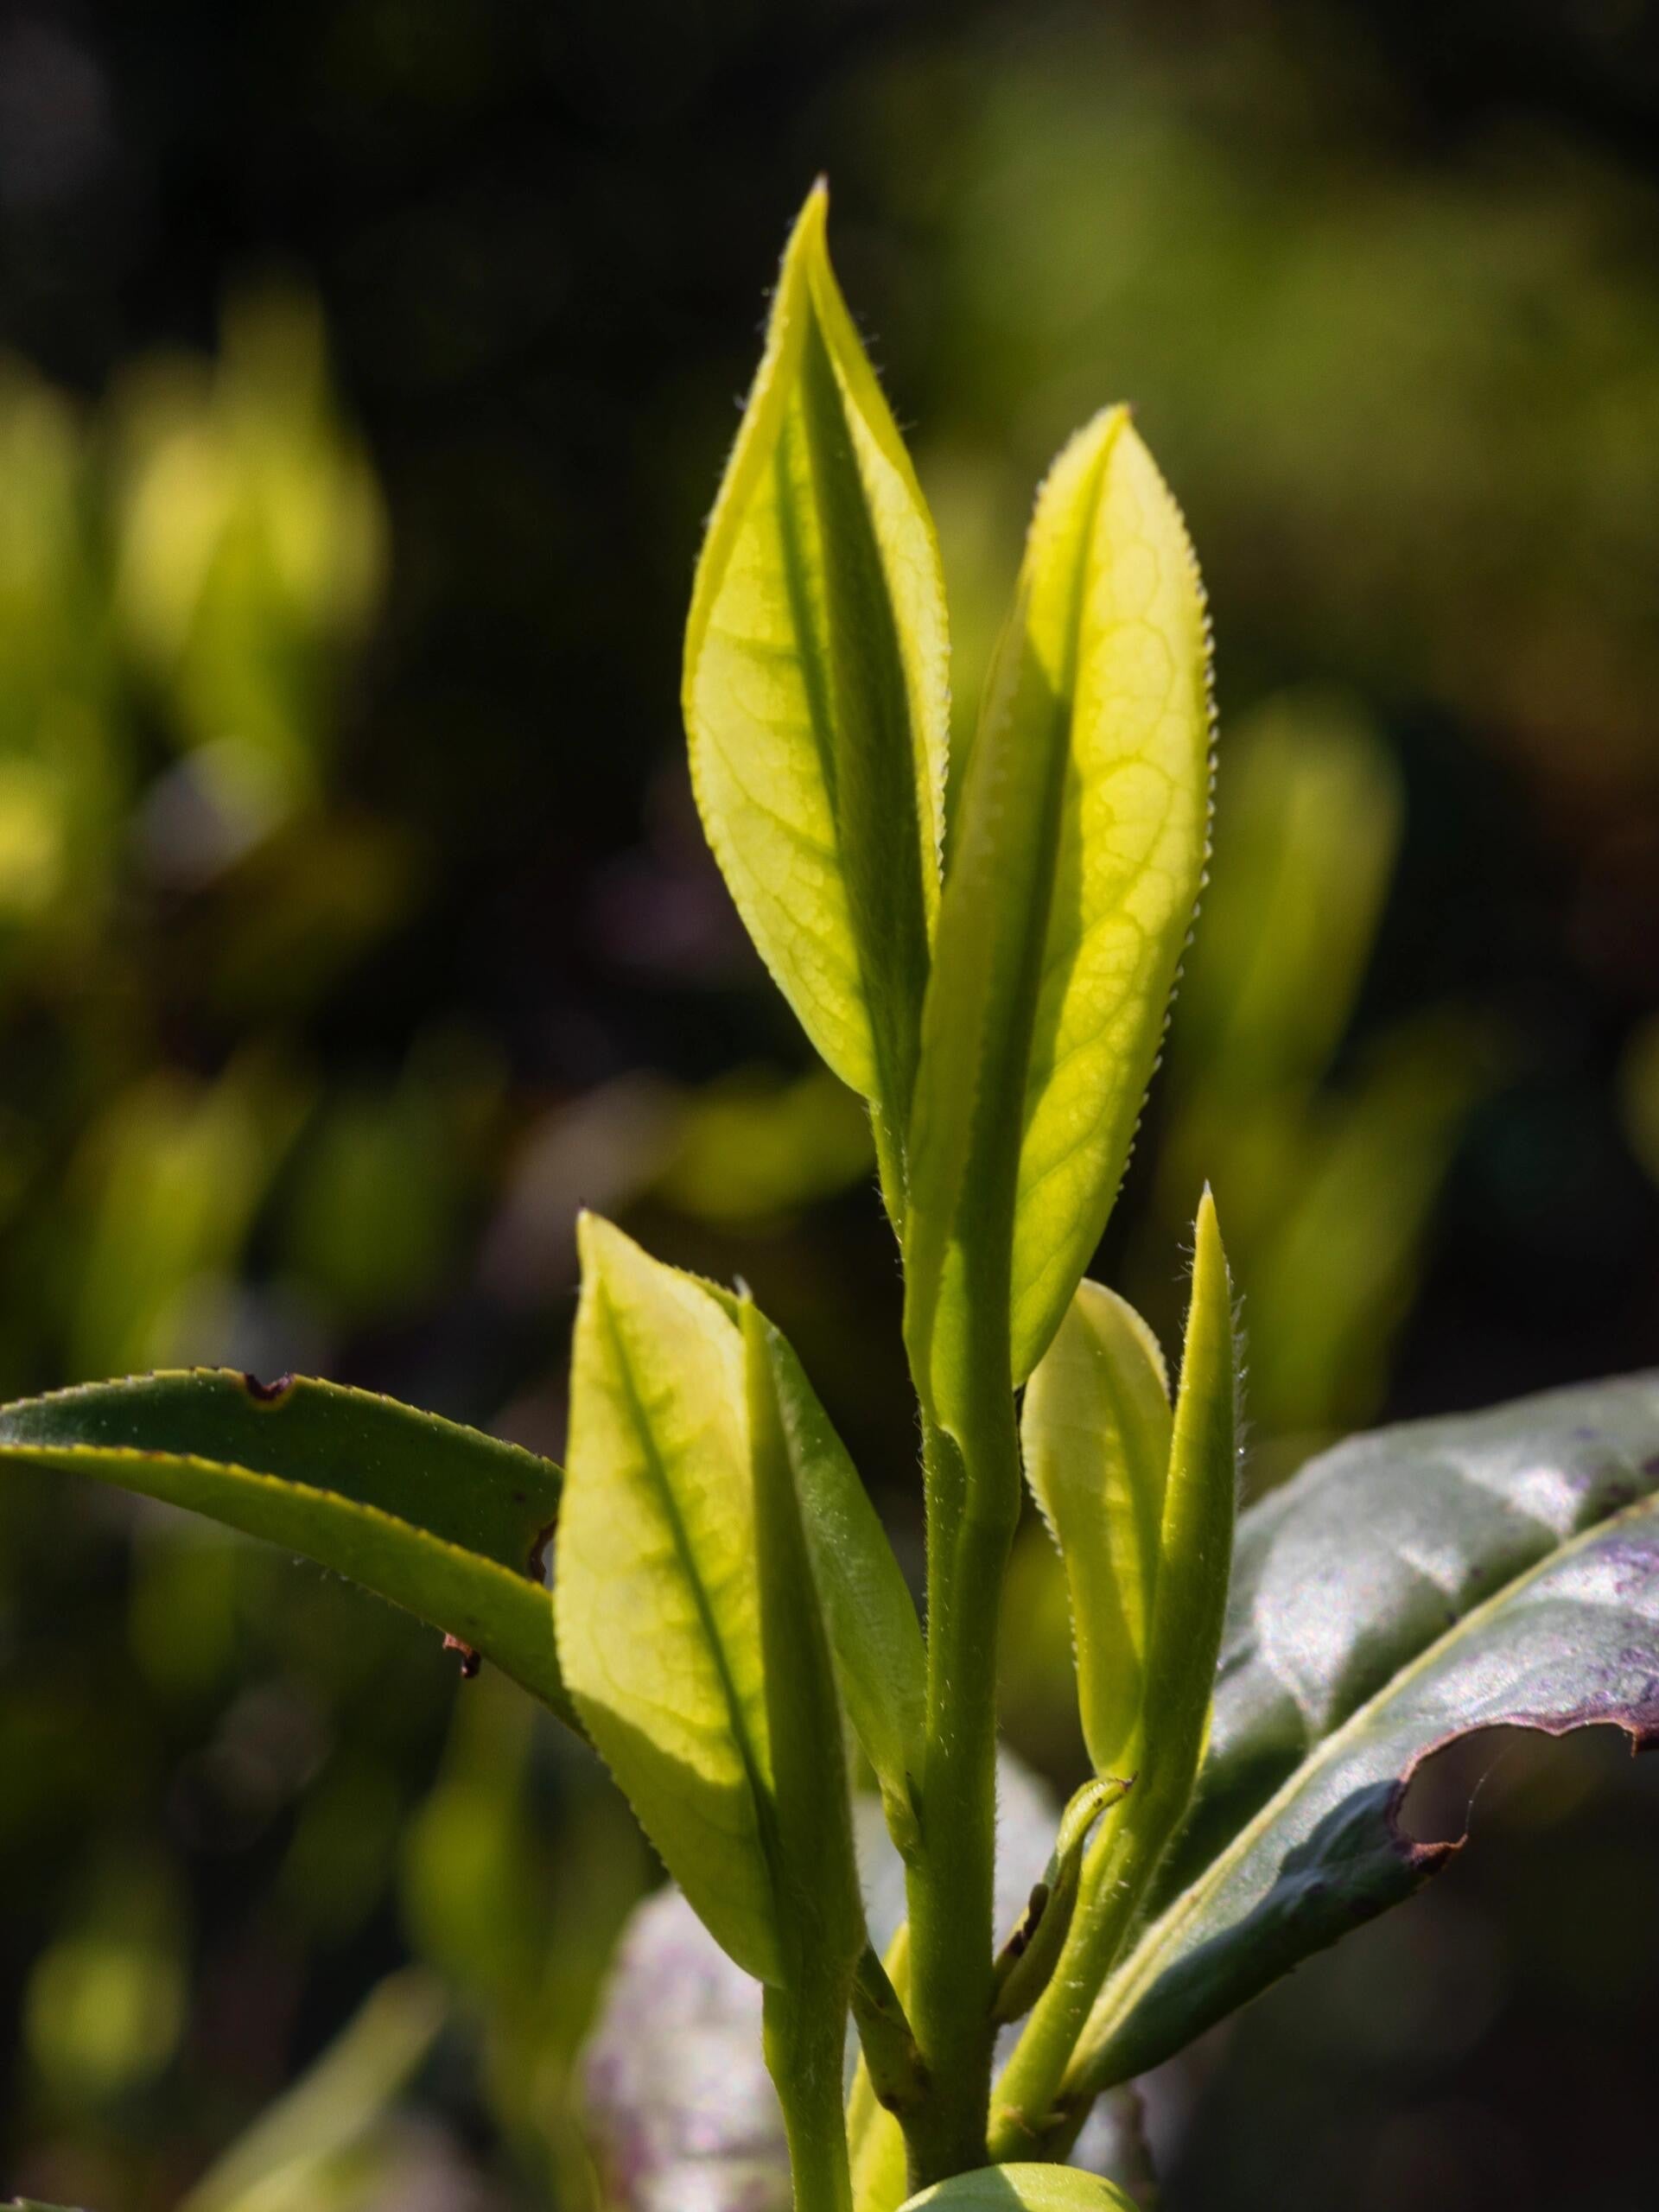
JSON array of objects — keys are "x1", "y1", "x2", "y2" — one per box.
[{"x1": 592, "y1": 1281, "x2": 780, "y2": 1884}]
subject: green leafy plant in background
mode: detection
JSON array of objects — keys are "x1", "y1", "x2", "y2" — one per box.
[{"x1": 5, "y1": 187, "x2": 1659, "y2": 2212}]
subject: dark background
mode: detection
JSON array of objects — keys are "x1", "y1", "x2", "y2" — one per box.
[{"x1": 0, "y1": 3, "x2": 1656, "y2": 2208}]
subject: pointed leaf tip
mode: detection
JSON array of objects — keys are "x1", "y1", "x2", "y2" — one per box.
[
  {"x1": 684, "y1": 187, "x2": 949, "y2": 1223},
  {"x1": 904, "y1": 408, "x2": 1211, "y2": 1434}
]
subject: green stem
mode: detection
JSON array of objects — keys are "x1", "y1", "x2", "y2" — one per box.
[
  {"x1": 986, "y1": 1783, "x2": 1179, "y2": 2161},
  {"x1": 901, "y1": 1405, "x2": 1021, "y2": 2190},
  {"x1": 764, "y1": 1981, "x2": 855, "y2": 2212}
]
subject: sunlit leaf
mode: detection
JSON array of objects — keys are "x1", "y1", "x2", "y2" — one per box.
[
  {"x1": 0, "y1": 1369, "x2": 570, "y2": 1726},
  {"x1": 1064, "y1": 1372, "x2": 1659, "y2": 2099},
  {"x1": 556, "y1": 1213, "x2": 780, "y2": 1981},
  {"x1": 1021, "y1": 1284, "x2": 1171, "y2": 1777},
  {"x1": 905, "y1": 408, "x2": 1211, "y2": 1440},
  {"x1": 683, "y1": 182, "x2": 949, "y2": 1217},
  {"x1": 557, "y1": 1217, "x2": 919, "y2": 1981},
  {"x1": 899, "y1": 2165, "x2": 1137, "y2": 2209}
]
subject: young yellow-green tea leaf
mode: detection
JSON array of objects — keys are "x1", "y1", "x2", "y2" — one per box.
[
  {"x1": 906, "y1": 409, "x2": 1211, "y2": 1440},
  {"x1": 683, "y1": 182, "x2": 950, "y2": 1217},
  {"x1": 899, "y1": 2166, "x2": 1137, "y2": 2210},
  {"x1": 556, "y1": 1215, "x2": 781, "y2": 1981},
  {"x1": 1140, "y1": 1189, "x2": 1236, "y2": 1825},
  {"x1": 992, "y1": 1774, "x2": 1128, "y2": 2025},
  {"x1": 1022, "y1": 1283, "x2": 1173, "y2": 1776},
  {"x1": 557, "y1": 1217, "x2": 918, "y2": 1982},
  {"x1": 744, "y1": 1298, "x2": 865, "y2": 1985}
]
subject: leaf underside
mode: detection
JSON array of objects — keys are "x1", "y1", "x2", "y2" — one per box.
[
  {"x1": 556, "y1": 1216, "x2": 782, "y2": 1984},
  {"x1": 0, "y1": 1368, "x2": 571, "y2": 1725},
  {"x1": 1070, "y1": 1372, "x2": 1659, "y2": 2094}
]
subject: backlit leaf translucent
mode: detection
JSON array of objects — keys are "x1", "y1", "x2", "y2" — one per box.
[
  {"x1": 556, "y1": 1217, "x2": 915, "y2": 1984},
  {"x1": 1022, "y1": 1282, "x2": 1172, "y2": 1776},
  {"x1": 906, "y1": 409, "x2": 1211, "y2": 1435},
  {"x1": 684, "y1": 183, "x2": 949, "y2": 1213},
  {"x1": 899, "y1": 2166, "x2": 1136, "y2": 2210},
  {"x1": 556, "y1": 1214, "x2": 781, "y2": 1981}
]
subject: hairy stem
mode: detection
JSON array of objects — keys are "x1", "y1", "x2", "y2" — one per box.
[
  {"x1": 764, "y1": 1981, "x2": 855, "y2": 2212},
  {"x1": 901, "y1": 1406, "x2": 1021, "y2": 2189},
  {"x1": 987, "y1": 1781, "x2": 1181, "y2": 2161}
]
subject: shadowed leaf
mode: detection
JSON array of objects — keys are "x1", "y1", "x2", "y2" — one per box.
[
  {"x1": 744, "y1": 1296, "x2": 865, "y2": 1986},
  {"x1": 0, "y1": 1368, "x2": 570, "y2": 1726},
  {"x1": 1064, "y1": 1372, "x2": 1659, "y2": 2099}
]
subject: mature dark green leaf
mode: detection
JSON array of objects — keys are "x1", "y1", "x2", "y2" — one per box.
[
  {"x1": 0, "y1": 1369, "x2": 571, "y2": 1726},
  {"x1": 1064, "y1": 1374, "x2": 1659, "y2": 2098}
]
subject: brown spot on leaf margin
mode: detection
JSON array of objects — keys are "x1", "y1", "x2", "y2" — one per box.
[
  {"x1": 243, "y1": 1371, "x2": 296, "y2": 1406},
  {"x1": 1385, "y1": 1686, "x2": 1659, "y2": 1876}
]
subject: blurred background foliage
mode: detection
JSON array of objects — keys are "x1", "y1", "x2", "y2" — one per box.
[{"x1": 0, "y1": 3, "x2": 1656, "y2": 2209}]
